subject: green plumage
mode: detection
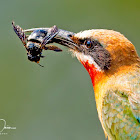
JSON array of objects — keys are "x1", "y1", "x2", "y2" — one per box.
[{"x1": 102, "y1": 67, "x2": 140, "y2": 140}]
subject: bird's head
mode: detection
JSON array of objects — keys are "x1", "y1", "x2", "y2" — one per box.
[{"x1": 53, "y1": 29, "x2": 139, "y2": 86}]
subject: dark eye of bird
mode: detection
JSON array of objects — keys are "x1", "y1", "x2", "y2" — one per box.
[{"x1": 85, "y1": 40, "x2": 92, "y2": 48}]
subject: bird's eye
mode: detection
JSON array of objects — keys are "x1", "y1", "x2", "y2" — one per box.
[{"x1": 85, "y1": 40, "x2": 92, "y2": 48}]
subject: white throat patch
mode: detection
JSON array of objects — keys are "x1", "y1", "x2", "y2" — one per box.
[{"x1": 70, "y1": 50, "x2": 102, "y2": 72}]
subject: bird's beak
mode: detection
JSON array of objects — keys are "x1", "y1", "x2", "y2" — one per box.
[{"x1": 53, "y1": 29, "x2": 79, "y2": 50}]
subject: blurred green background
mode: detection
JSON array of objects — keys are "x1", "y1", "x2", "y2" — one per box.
[{"x1": 0, "y1": 0, "x2": 140, "y2": 139}]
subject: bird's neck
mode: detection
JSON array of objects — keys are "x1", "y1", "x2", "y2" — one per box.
[{"x1": 80, "y1": 60, "x2": 103, "y2": 86}]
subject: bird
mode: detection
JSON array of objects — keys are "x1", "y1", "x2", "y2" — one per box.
[
  {"x1": 16, "y1": 24, "x2": 140, "y2": 139},
  {"x1": 51, "y1": 28, "x2": 140, "y2": 140}
]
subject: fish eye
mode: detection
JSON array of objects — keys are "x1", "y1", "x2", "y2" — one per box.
[{"x1": 85, "y1": 40, "x2": 92, "y2": 48}]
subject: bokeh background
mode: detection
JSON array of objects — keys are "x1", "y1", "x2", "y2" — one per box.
[{"x1": 0, "y1": 0, "x2": 140, "y2": 140}]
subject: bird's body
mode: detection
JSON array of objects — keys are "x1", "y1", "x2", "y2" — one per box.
[
  {"x1": 102, "y1": 67, "x2": 140, "y2": 139},
  {"x1": 93, "y1": 64, "x2": 140, "y2": 139}
]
